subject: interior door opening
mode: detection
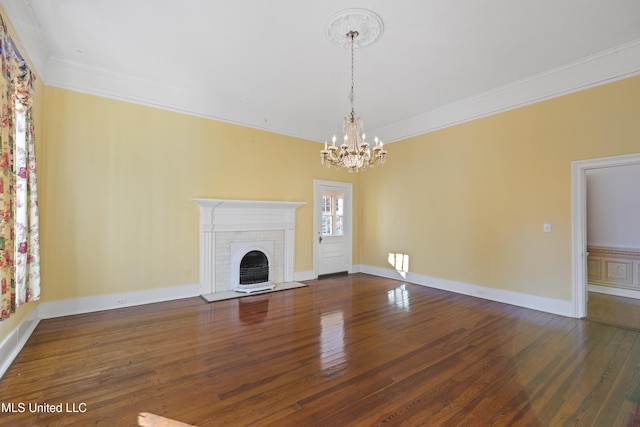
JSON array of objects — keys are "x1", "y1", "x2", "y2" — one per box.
[{"x1": 572, "y1": 153, "x2": 640, "y2": 318}]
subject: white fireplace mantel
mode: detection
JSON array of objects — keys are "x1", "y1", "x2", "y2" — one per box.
[{"x1": 193, "y1": 199, "x2": 306, "y2": 295}]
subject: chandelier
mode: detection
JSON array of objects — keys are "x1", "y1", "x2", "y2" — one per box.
[{"x1": 321, "y1": 11, "x2": 386, "y2": 173}]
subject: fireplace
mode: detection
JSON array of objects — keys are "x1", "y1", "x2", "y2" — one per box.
[
  {"x1": 240, "y1": 251, "x2": 269, "y2": 284},
  {"x1": 193, "y1": 199, "x2": 306, "y2": 295},
  {"x1": 230, "y1": 240, "x2": 275, "y2": 293}
]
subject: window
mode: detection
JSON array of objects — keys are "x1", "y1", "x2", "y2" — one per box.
[
  {"x1": 321, "y1": 192, "x2": 344, "y2": 236},
  {"x1": 0, "y1": 17, "x2": 41, "y2": 320}
]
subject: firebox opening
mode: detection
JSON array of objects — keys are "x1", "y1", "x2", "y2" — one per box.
[{"x1": 239, "y1": 250, "x2": 269, "y2": 285}]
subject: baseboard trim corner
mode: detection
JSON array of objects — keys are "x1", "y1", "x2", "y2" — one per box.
[{"x1": 0, "y1": 306, "x2": 41, "y2": 379}]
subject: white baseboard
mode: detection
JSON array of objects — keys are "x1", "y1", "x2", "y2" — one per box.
[
  {"x1": 0, "y1": 307, "x2": 40, "y2": 379},
  {"x1": 589, "y1": 284, "x2": 640, "y2": 300},
  {"x1": 294, "y1": 270, "x2": 315, "y2": 282},
  {"x1": 38, "y1": 283, "x2": 201, "y2": 319},
  {"x1": 360, "y1": 265, "x2": 575, "y2": 317},
  {"x1": 1, "y1": 268, "x2": 576, "y2": 379},
  {"x1": 1, "y1": 283, "x2": 201, "y2": 378},
  {"x1": 294, "y1": 265, "x2": 363, "y2": 282}
]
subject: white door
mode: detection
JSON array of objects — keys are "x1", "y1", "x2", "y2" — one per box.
[{"x1": 314, "y1": 180, "x2": 352, "y2": 277}]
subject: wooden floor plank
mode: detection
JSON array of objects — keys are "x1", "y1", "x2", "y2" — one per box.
[{"x1": 2, "y1": 273, "x2": 640, "y2": 426}]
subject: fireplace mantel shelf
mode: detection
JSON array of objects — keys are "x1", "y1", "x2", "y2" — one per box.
[{"x1": 193, "y1": 199, "x2": 306, "y2": 210}]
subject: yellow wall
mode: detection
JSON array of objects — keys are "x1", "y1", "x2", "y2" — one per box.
[
  {"x1": 41, "y1": 87, "x2": 360, "y2": 301},
  {"x1": 3, "y1": 2, "x2": 640, "y2": 323},
  {"x1": 361, "y1": 75, "x2": 640, "y2": 300}
]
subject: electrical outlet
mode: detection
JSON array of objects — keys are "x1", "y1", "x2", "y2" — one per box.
[{"x1": 116, "y1": 299, "x2": 126, "y2": 305}]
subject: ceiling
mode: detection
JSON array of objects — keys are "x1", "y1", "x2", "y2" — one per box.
[{"x1": 3, "y1": 0, "x2": 640, "y2": 143}]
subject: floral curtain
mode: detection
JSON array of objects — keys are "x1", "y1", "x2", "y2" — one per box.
[{"x1": 0, "y1": 15, "x2": 40, "y2": 321}]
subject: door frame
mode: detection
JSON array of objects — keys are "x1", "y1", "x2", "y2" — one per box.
[
  {"x1": 571, "y1": 152, "x2": 640, "y2": 318},
  {"x1": 313, "y1": 179, "x2": 353, "y2": 278}
]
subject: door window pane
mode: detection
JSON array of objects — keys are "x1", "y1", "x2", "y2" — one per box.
[
  {"x1": 322, "y1": 195, "x2": 332, "y2": 214},
  {"x1": 335, "y1": 196, "x2": 344, "y2": 236},
  {"x1": 322, "y1": 216, "x2": 332, "y2": 235},
  {"x1": 321, "y1": 191, "x2": 345, "y2": 236}
]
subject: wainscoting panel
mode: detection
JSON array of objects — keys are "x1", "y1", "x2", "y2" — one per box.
[{"x1": 588, "y1": 246, "x2": 640, "y2": 291}]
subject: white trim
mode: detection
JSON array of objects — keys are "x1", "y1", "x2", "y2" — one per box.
[
  {"x1": 193, "y1": 199, "x2": 306, "y2": 295},
  {"x1": 45, "y1": 58, "x2": 330, "y2": 142},
  {"x1": 49, "y1": 38, "x2": 640, "y2": 145},
  {"x1": 295, "y1": 264, "x2": 360, "y2": 282},
  {"x1": 373, "y1": 39, "x2": 640, "y2": 143},
  {"x1": 589, "y1": 284, "x2": 640, "y2": 300},
  {"x1": 0, "y1": 284, "x2": 199, "y2": 378},
  {"x1": 0, "y1": 307, "x2": 40, "y2": 379},
  {"x1": 40, "y1": 39, "x2": 640, "y2": 144},
  {"x1": 38, "y1": 284, "x2": 200, "y2": 319},
  {"x1": 313, "y1": 180, "x2": 353, "y2": 278},
  {"x1": 571, "y1": 153, "x2": 640, "y2": 319},
  {"x1": 361, "y1": 265, "x2": 575, "y2": 317},
  {"x1": 294, "y1": 270, "x2": 315, "y2": 282},
  {"x1": 3, "y1": 1, "x2": 639, "y2": 143}
]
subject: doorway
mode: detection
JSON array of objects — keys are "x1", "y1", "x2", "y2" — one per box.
[
  {"x1": 313, "y1": 180, "x2": 353, "y2": 278},
  {"x1": 571, "y1": 153, "x2": 640, "y2": 318}
]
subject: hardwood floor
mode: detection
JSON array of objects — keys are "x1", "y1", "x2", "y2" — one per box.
[
  {"x1": 587, "y1": 291, "x2": 640, "y2": 331},
  {"x1": 2, "y1": 273, "x2": 640, "y2": 426}
]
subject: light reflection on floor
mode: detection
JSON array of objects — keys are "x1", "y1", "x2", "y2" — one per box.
[
  {"x1": 320, "y1": 310, "x2": 345, "y2": 370},
  {"x1": 388, "y1": 284, "x2": 410, "y2": 311}
]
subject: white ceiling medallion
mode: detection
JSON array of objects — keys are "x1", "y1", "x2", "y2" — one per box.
[{"x1": 326, "y1": 8, "x2": 384, "y2": 49}]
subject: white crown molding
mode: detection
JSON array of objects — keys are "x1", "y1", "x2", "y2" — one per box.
[
  {"x1": 45, "y1": 56, "x2": 331, "y2": 141},
  {"x1": 46, "y1": 37, "x2": 640, "y2": 144},
  {"x1": 3, "y1": 1, "x2": 640, "y2": 143},
  {"x1": 374, "y1": 39, "x2": 640, "y2": 143}
]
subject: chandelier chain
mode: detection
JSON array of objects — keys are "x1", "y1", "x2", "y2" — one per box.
[{"x1": 349, "y1": 31, "x2": 356, "y2": 115}]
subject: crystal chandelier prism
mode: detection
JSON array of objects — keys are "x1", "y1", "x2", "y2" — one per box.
[{"x1": 321, "y1": 15, "x2": 386, "y2": 173}]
